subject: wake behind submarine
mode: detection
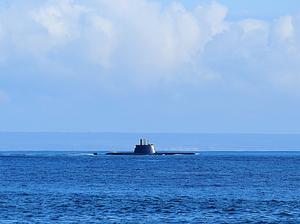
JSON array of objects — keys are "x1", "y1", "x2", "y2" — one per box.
[{"x1": 106, "y1": 139, "x2": 197, "y2": 155}]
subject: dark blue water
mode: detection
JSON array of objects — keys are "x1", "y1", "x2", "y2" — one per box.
[{"x1": 1, "y1": 151, "x2": 300, "y2": 223}]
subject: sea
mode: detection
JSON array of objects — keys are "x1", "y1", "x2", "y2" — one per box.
[{"x1": 0, "y1": 133, "x2": 300, "y2": 223}]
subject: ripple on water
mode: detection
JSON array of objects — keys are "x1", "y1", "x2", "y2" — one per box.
[{"x1": 0, "y1": 152, "x2": 300, "y2": 223}]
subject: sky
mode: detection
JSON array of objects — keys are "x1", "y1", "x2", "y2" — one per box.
[{"x1": 1, "y1": 0, "x2": 300, "y2": 133}]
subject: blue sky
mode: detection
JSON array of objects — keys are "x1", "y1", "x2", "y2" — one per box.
[
  {"x1": 1, "y1": 0, "x2": 300, "y2": 133},
  {"x1": 162, "y1": 0, "x2": 300, "y2": 19}
]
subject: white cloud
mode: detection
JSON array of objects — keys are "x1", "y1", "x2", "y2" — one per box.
[
  {"x1": 27, "y1": 0, "x2": 229, "y2": 75},
  {"x1": 80, "y1": 0, "x2": 229, "y2": 82},
  {"x1": 1, "y1": 0, "x2": 300, "y2": 94},
  {"x1": 274, "y1": 16, "x2": 294, "y2": 42},
  {"x1": 195, "y1": 1, "x2": 228, "y2": 36},
  {"x1": 202, "y1": 12, "x2": 300, "y2": 94},
  {"x1": 238, "y1": 19, "x2": 268, "y2": 34},
  {"x1": 0, "y1": 0, "x2": 229, "y2": 73},
  {"x1": 31, "y1": 0, "x2": 86, "y2": 43},
  {"x1": 83, "y1": 14, "x2": 117, "y2": 67}
]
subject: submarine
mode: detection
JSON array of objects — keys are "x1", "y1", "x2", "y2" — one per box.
[{"x1": 106, "y1": 139, "x2": 197, "y2": 155}]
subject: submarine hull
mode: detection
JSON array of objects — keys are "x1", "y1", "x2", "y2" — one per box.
[
  {"x1": 106, "y1": 138, "x2": 198, "y2": 155},
  {"x1": 106, "y1": 152, "x2": 196, "y2": 155}
]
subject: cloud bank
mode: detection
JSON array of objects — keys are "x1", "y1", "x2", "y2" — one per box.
[{"x1": 1, "y1": 0, "x2": 300, "y2": 93}]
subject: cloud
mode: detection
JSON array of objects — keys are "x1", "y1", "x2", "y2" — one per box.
[
  {"x1": 76, "y1": 0, "x2": 229, "y2": 82},
  {"x1": 274, "y1": 16, "x2": 294, "y2": 42},
  {"x1": 28, "y1": 0, "x2": 124, "y2": 69},
  {"x1": 202, "y1": 12, "x2": 300, "y2": 95},
  {"x1": 83, "y1": 14, "x2": 117, "y2": 67},
  {"x1": 195, "y1": 1, "x2": 228, "y2": 37},
  {"x1": 31, "y1": 0, "x2": 86, "y2": 43},
  {"x1": 1, "y1": 0, "x2": 300, "y2": 94}
]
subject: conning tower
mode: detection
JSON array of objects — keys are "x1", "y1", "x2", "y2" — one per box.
[{"x1": 134, "y1": 139, "x2": 156, "y2": 154}]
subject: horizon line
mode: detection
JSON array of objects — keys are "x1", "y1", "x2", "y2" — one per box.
[{"x1": 1, "y1": 131, "x2": 300, "y2": 135}]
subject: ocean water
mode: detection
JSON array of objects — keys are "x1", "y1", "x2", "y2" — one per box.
[{"x1": 1, "y1": 151, "x2": 300, "y2": 223}]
